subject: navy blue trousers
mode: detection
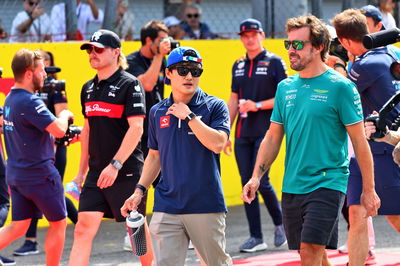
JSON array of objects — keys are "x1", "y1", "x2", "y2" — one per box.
[{"x1": 235, "y1": 137, "x2": 283, "y2": 239}]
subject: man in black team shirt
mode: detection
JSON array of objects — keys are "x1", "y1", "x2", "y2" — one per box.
[{"x1": 68, "y1": 29, "x2": 153, "y2": 265}]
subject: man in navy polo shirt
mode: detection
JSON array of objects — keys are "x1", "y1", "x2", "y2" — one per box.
[
  {"x1": 68, "y1": 30, "x2": 153, "y2": 265},
  {"x1": 121, "y1": 47, "x2": 232, "y2": 266},
  {"x1": 333, "y1": 9, "x2": 400, "y2": 265},
  {"x1": 0, "y1": 49, "x2": 73, "y2": 266},
  {"x1": 224, "y1": 18, "x2": 287, "y2": 252}
]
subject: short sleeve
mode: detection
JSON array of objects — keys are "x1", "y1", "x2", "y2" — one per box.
[
  {"x1": 270, "y1": 83, "x2": 284, "y2": 124},
  {"x1": 125, "y1": 79, "x2": 146, "y2": 117},
  {"x1": 338, "y1": 81, "x2": 364, "y2": 126},
  {"x1": 348, "y1": 61, "x2": 381, "y2": 93},
  {"x1": 147, "y1": 106, "x2": 158, "y2": 150},
  {"x1": 273, "y1": 57, "x2": 288, "y2": 84},
  {"x1": 231, "y1": 62, "x2": 239, "y2": 93},
  {"x1": 126, "y1": 55, "x2": 147, "y2": 77},
  {"x1": 210, "y1": 99, "x2": 230, "y2": 136},
  {"x1": 24, "y1": 97, "x2": 56, "y2": 131}
]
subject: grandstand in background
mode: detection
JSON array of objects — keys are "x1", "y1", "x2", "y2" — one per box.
[{"x1": 0, "y1": 0, "x2": 391, "y2": 42}]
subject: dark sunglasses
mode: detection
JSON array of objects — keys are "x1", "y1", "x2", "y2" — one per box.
[
  {"x1": 170, "y1": 66, "x2": 203, "y2": 77},
  {"x1": 86, "y1": 46, "x2": 106, "y2": 54},
  {"x1": 187, "y1": 13, "x2": 199, "y2": 19},
  {"x1": 28, "y1": 1, "x2": 39, "y2": 6},
  {"x1": 284, "y1": 40, "x2": 311, "y2": 50}
]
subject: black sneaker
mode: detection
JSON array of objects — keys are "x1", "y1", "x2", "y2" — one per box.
[
  {"x1": 13, "y1": 240, "x2": 39, "y2": 256},
  {"x1": 0, "y1": 255, "x2": 16, "y2": 266}
]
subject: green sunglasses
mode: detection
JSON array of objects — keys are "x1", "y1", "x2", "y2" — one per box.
[{"x1": 284, "y1": 40, "x2": 311, "y2": 50}]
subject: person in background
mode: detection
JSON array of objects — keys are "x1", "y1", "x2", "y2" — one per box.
[
  {"x1": 181, "y1": 4, "x2": 218, "y2": 39},
  {"x1": 114, "y1": 0, "x2": 134, "y2": 41},
  {"x1": 224, "y1": 18, "x2": 287, "y2": 253},
  {"x1": 51, "y1": 0, "x2": 104, "y2": 41},
  {"x1": 0, "y1": 107, "x2": 15, "y2": 266},
  {"x1": 378, "y1": 0, "x2": 397, "y2": 29},
  {"x1": 9, "y1": 0, "x2": 51, "y2": 43},
  {"x1": 163, "y1": 16, "x2": 185, "y2": 40}
]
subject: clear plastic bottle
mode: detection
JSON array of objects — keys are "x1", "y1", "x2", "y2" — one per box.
[
  {"x1": 239, "y1": 99, "x2": 248, "y2": 118},
  {"x1": 126, "y1": 211, "x2": 147, "y2": 256},
  {"x1": 65, "y1": 181, "x2": 80, "y2": 201}
]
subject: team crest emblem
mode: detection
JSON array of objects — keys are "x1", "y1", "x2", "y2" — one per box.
[{"x1": 91, "y1": 31, "x2": 102, "y2": 41}]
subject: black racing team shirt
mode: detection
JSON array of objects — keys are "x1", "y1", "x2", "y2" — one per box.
[
  {"x1": 81, "y1": 68, "x2": 146, "y2": 186},
  {"x1": 126, "y1": 50, "x2": 165, "y2": 138},
  {"x1": 231, "y1": 49, "x2": 287, "y2": 138}
]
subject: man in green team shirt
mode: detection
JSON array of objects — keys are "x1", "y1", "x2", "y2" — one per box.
[{"x1": 242, "y1": 15, "x2": 381, "y2": 266}]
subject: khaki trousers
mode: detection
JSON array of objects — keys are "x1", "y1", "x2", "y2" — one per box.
[{"x1": 149, "y1": 212, "x2": 232, "y2": 266}]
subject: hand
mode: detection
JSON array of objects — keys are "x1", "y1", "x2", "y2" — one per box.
[
  {"x1": 239, "y1": 99, "x2": 257, "y2": 113},
  {"x1": 166, "y1": 102, "x2": 191, "y2": 120},
  {"x1": 365, "y1": 111, "x2": 388, "y2": 142},
  {"x1": 158, "y1": 38, "x2": 171, "y2": 57},
  {"x1": 223, "y1": 139, "x2": 232, "y2": 156},
  {"x1": 31, "y1": 6, "x2": 45, "y2": 19},
  {"x1": 121, "y1": 190, "x2": 143, "y2": 217},
  {"x1": 241, "y1": 178, "x2": 260, "y2": 204},
  {"x1": 360, "y1": 190, "x2": 381, "y2": 217},
  {"x1": 72, "y1": 174, "x2": 85, "y2": 192},
  {"x1": 97, "y1": 164, "x2": 118, "y2": 189},
  {"x1": 59, "y1": 109, "x2": 74, "y2": 121},
  {"x1": 69, "y1": 133, "x2": 81, "y2": 145}
]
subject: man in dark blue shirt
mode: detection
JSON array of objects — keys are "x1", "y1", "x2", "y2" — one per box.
[
  {"x1": 333, "y1": 9, "x2": 399, "y2": 265},
  {"x1": 121, "y1": 47, "x2": 232, "y2": 266},
  {"x1": 224, "y1": 18, "x2": 287, "y2": 252},
  {"x1": 0, "y1": 48, "x2": 73, "y2": 266}
]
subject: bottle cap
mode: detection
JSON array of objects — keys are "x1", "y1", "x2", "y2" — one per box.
[{"x1": 126, "y1": 211, "x2": 144, "y2": 228}]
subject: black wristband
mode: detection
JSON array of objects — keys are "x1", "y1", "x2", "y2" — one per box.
[
  {"x1": 333, "y1": 63, "x2": 347, "y2": 72},
  {"x1": 135, "y1": 184, "x2": 147, "y2": 194}
]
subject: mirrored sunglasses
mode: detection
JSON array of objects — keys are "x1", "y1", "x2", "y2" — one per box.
[{"x1": 284, "y1": 40, "x2": 311, "y2": 50}]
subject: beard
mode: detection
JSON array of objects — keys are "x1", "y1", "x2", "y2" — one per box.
[
  {"x1": 32, "y1": 73, "x2": 43, "y2": 91},
  {"x1": 289, "y1": 47, "x2": 314, "y2": 71}
]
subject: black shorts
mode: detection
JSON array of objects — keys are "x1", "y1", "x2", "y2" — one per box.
[
  {"x1": 79, "y1": 180, "x2": 147, "y2": 222},
  {"x1": 282, "y1": 188, "x2": 345, "y2": 250}
]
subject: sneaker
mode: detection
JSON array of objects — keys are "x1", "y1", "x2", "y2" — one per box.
[
  {"x1": 123, "y1": 234, "x2": 132, "y2": 252},
  {"x1": 274, "y1": 225, "x2": 287, "y2": 247},
  {"x1": 365, "y1": 250, "x2": 377, "y2": 265},
  {"x1": 13, "y1": 240, "x2": 39, "y2": 256},
  {"x1": 338, "y1": 242, "x2": 348, "y2": 254},
  {"x1": 188, "y1": 240, "x2": 194, "y2": 250},
  {"x1": 239, "y1": 237, "x2": 268, "y2": 253},
  {"x1": 0, "y1": 255, "x2": 15, "y2": 266}
]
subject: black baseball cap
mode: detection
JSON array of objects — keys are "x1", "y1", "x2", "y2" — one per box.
[
  {"x1": 80, "y1": 29, "x2": 121, "y2": 50},
  {"x1": 238, "y1": 18, "x2": 264, "y2": 35}
]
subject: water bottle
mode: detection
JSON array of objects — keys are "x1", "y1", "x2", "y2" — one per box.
[
  {"x1": 239, "y1": 99, "x2": 248, "y2": 118},
  {"x1": 65, "y1": 181, "x2": 80, "y2": 201},
  {"x1": 126, "y1": 211, "x2": 147, "y2": 256}
]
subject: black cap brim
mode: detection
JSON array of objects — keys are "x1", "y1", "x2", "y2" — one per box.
[
  {"x1": 80, "y1": 42, "x2": 106, "y2": 50},
  {"x1": 238, "y1": 29, "x2": 263, "y2": 35}
]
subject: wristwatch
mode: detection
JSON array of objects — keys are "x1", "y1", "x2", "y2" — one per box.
[
  {"x1": 256, "y1": 102, "x2": 262, "y2": 110},
  {"x1": 185, "y1": 112, "x2": 197, "y2": 123},
  {"x1": 110, "y1": 159, "x2": 123, "y2": 170}
]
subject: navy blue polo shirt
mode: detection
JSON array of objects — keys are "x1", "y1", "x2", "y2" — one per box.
[
  {"x1": 148, "y1": 88, "x2": 230, "y2": 214},
  {"x1": 231, "y1": 49, "x2": 287, "y2": 138},
  {"x1": 4, "y1": 89, "x2": 58, "y2": 185},
  {"x1": 349, "y1": 47, "x2": 400, "y2": 154}
]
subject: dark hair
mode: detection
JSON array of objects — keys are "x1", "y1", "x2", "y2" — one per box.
[
  {"x1": 140, "y1": 20, "x2": 168, "y2": 45},
  {"x1": 12, "y1": 49, "x2": 42, "y2": 81},
  {"x1": 286, "y1": 14, "x2": 331, "y2": 62},
  {"x1": 331, "y1": 9, "x2": 368, "y2": 43}
]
